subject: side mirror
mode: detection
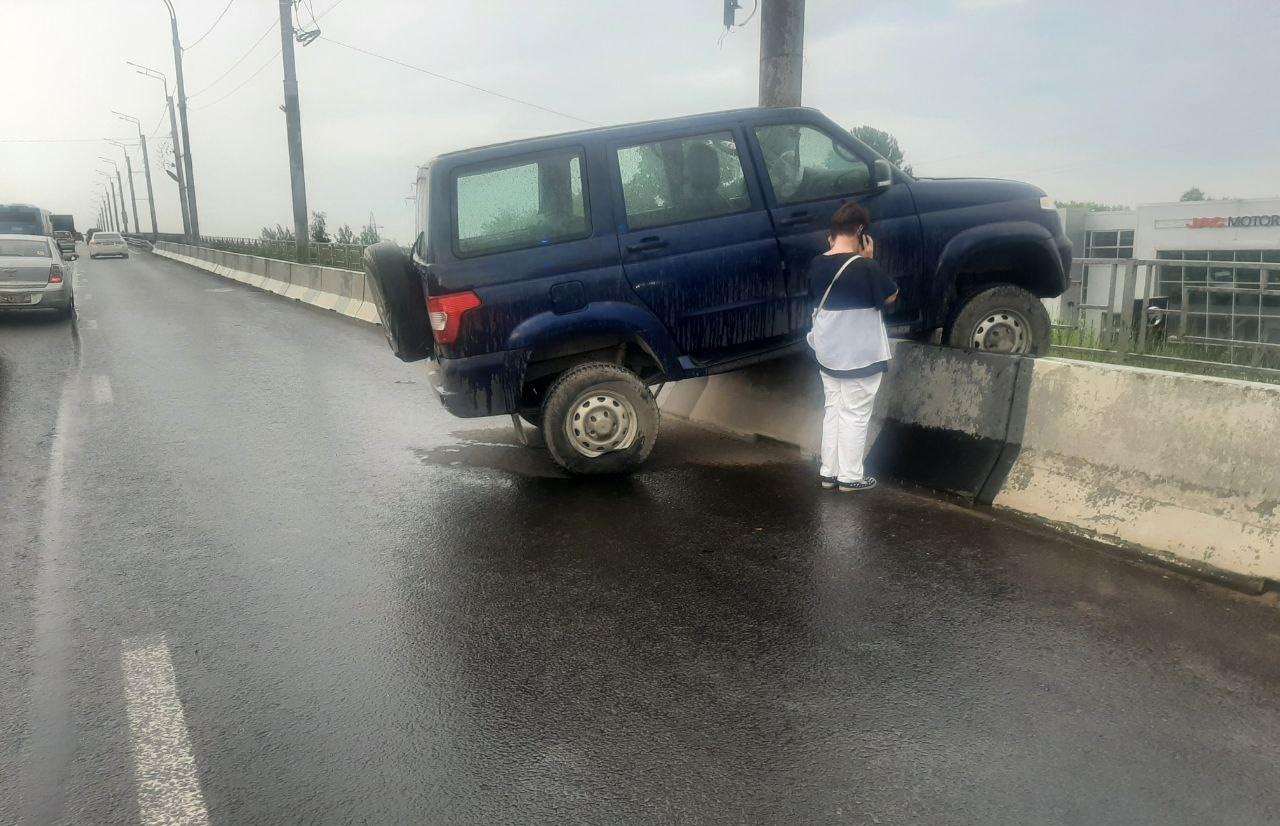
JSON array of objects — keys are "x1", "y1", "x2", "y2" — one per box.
[{"x1": 874, "y1": 159, "x2": 894, "y2": 190}]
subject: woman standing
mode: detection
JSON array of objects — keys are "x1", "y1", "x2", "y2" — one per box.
[{"x1": 807, "y1": 202, "x2": 898, "y2": 492}]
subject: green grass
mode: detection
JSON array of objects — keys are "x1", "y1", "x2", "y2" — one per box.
[{"x1": 1050, "y1": 323, "x2": 1280, "y2": 385}]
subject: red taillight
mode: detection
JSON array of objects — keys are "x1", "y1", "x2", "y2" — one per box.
[
  {"x1": 48, "y1": 264, "x2": 63, "y2": 284},
  {"x1": 426, "y1": 291, "x2": 481, "y2": 346}
]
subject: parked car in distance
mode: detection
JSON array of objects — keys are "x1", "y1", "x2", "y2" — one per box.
[
  {"x1": 54, "y1": 230, "x2": 77, "y2": 257},
  {"x1": 0, "y1": 235, "x2": 75, "y2": 318},
  {"x1": 88, "y1": 231, "x2": 129, "y2": 259},
  {"x1": 365, "y1": 106, "x2": 1072, "y2": 474}
]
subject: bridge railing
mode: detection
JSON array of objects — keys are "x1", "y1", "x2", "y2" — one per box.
[
  {"x1": 195, "y1": 236, "x2": 368, "y2": 271},
  {"x1": 1053, "y1": 256, "x2": 1280, "y2": 382}
]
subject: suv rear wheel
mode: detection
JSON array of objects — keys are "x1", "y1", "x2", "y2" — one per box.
[
  {"x1": 541, "y1": 362, "x2": 658, "y2": 475},
  {"x1": 944, "y1": 284, "x2": 1051, "y2": 356}
]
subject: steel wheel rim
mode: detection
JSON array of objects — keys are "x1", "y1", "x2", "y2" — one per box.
[
  {"x1": 971, "y1": 308, "x2": 1031, "y2": 354},
  {"x1": 565, "y1": 390, "x2": 638, "y2": 458}
]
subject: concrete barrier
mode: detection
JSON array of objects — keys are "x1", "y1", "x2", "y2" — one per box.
[
  {"x1": 660, "y1": 341, "x2": 1030, "y2": 502},
  {"x1": 152, "y1": 242, "x2": 379, "y2": 325},
  {"x1": 994, "y1": 358, "x2": 1280, "y2": 585},
  {"x1": 660, "y1": 345, "x2": 1280, "y2": 588}
]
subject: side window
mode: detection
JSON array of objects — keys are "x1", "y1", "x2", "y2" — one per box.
[
  {"x1": 754, "y1": 124, "x2": 872, "y2": 205},
  {"x1": 616, "y1": 131, "x2": 750, "y2": 231},
  {"x1": 454, "y1": 149, "x2": 588, "y2": 257}
]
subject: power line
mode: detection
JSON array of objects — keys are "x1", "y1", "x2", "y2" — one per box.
[
  {"x1": 151, "y1": 107, "x2": 168, "y2": 138},
  {"x1": 0, "y1": 137, "x2": 131, "y2": 144},
  {"x1": 184, "y1": 0, "x2": 236, "y2": 50},
  {"x1": 319, "y1": 37, "x2": 598, "y2": 126},
  {"x1": 186, "y1": 18, "x2": 277, "y2": 99},
  {"x1": 191, "y1": 48, "x2": 281, "y2": 111},
  {"x1": 187, "y1": 0, "x2": 346, "y2": 100}
]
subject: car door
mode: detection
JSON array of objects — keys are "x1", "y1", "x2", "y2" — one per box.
[
  {"x1": 749, "y1": 120, "x2": 924, "y2": 334},
  {"x1": 610, "y1": 126, "x2": 786, "y2": 359}
]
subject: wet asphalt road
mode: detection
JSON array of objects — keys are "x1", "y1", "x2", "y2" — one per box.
[{"x1": 2, "y1": 248, "x2": 1279, "y2": 826}]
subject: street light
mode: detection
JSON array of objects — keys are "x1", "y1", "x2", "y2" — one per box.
[
  {"x1": 128, "y1": 61, "x2": 191, "y2": 239},
  {"x1": 96, "y1": 173, "x2": 118, "y2": 232},
  {"x1": 99, "y1": 156, "x2": 129, "y2": 233},
  {"x1": 159, "y1": 0, "x2": 199, "y2": 238},
  {"x1": 114, "y1": 111, "x2": 159, "y2": 241},
  {"x1": 107, "y1": 139, "x2": 141, "y2": 235}
]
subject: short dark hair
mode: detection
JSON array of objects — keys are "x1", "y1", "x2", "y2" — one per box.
[{"x1": 830, "y1": 202, "x2": 871, "y2": 238}]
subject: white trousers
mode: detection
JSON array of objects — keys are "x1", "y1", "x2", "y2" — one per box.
[{"x1": 819, "y1": 371, "x2": 882, "y2": 483}]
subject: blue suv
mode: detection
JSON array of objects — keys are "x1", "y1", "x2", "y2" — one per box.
[{"x1": 365, "y1": 107, "x2": 1071, "y2": 474}]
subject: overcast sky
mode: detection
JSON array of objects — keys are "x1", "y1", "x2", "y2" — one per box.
[{"x1": 4, "y1": 0, "x2": 1278, "y2": 242}]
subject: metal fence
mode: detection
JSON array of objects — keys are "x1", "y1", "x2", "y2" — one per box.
[
  {"x1": 1053, "y1": 256, "x2": 1280, "y2": 381},
  {"x1": 196, "y1": 236, "x2": 367, "y2": 270}
]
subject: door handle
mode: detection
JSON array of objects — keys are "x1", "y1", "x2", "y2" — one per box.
[
  {"x1": 626, "y1": 237, "x2": 668, "y2": 253},
  {"x1": 778, "y1": 212, "x2": 812, "y2": 227}
]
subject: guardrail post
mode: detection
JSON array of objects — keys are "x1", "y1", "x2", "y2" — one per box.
[{"x1": 1115, "y1": 260, "x2": 1138, "y2": 357}]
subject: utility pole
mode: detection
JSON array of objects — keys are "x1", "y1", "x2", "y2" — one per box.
[
  {"x1": 116, "y1": 111, "x2": 159, "y2": 241},
  {"x1": 130, "y1": 62, "x2": 191, "y2": 239},
  {"x1": 110, "y1": 140, "x2": 141, "y2": 233},
  {"x1": 101, "y1": 157, "x2": 129, "y2": 233},
  {"x1": 759, "y1": 0, "x2": 804, "y2": 107},
  {"x1": 163, "y1": 0, "x2": 200, "y2": 239},
  {"x1": 279, "y1": 0, "x2": 311, "y2": 260}
]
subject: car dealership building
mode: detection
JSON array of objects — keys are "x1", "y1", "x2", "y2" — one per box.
[{"x1": 1049, "y1": 196, "x2": 1280, "y2": 354}]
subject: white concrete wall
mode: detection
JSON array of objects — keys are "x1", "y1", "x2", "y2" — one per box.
[{"x1": 994, "y1": 357, "x2": 1280, "y2": 583}]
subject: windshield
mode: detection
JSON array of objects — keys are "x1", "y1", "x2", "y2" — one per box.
[
  {"x1": 97, "y1": 233, "x2": 123, "y2": 241},
  {"x1": 0, "y1": 239, "x2": 51, "y2": 257},
  {"x1": 0, "y1": 207, "x2": 43, "y2": 234}
]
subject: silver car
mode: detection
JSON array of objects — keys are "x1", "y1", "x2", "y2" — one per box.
[
  {"x1": 88, "y1": 231, "x2": 129, "y2": 259},
  {"x1": 0, "y1": 234, "x2": 75, "y2": 318}
]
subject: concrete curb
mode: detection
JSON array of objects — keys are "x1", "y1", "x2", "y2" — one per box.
[{"x1": 152, "y1": 242, "x2": 380, "y2": 327}]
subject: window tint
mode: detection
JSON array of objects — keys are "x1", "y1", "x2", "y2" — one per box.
[
  {"x1": 97, "y1": 233, "x2": 123, "y2": 241},
  {"x1": 616, "y1": 131, "x2": 749, "y2": 231},
  {"x1": 754, "y1": 124, "x2": 872, "y2": 204},
  {"x1": 454, "y1": 149, "x2": 587, "y2": 257},
  {"x1": 0, "y1": 239, "x2": 52, "y2": 257}
]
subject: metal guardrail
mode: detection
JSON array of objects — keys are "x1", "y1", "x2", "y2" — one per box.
[
  {"x1": 1057, "y1": 256, "x2": 1280, "y2": 376},
  {"x1": 195, "y1": 236, "x2": 367, "y2": 270}
]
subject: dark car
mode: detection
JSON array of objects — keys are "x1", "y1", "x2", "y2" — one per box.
[
  {"x1": 54, "y1": 230, "x2": 76, "y2": 257},
  {"x1": 366, "y1": 106, "x2": 1071, "y2": 474}
]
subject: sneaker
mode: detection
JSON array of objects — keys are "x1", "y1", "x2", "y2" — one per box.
[
  {"x1": 837, "y1": 477, "x2": 877, "y2": 493},
  {"x1": 819, "y1": 475, "x2": 837, "y2": 490}
]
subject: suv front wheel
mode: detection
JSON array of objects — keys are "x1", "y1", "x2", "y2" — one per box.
[
  {"x1": 944, "y1": 284, "x2": 1051, "y2": 356},
  {"x1": 541, "y1": 362, "x2": 659, "y2": 475}
]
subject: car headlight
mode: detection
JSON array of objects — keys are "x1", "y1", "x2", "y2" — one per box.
[{"x1": 1040, "y1": 196, "x2": 1057, "y2": 211}]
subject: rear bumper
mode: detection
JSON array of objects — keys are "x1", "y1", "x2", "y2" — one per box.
[
  {"x1": 426, "y1": 350, "x2": 523, "y2": 417},
  {"x1": 0, "y1": 283, "x2": 72, "y2": 310}
]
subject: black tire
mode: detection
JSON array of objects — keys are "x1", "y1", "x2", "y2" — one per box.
[
  {"x1": 943, "y1": 284, "x2": 1051, "y2": 356},
  {"x1": 541, "y1": 362, "x2": 659, "y2": 475},
  {"x1": 362, "y1": 241, "x2": 433, "y2": 362}
]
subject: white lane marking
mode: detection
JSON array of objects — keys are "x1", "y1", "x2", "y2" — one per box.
[
  {"x1": 82, "y1": 319, "x2": 98, "y2": 330},
  {"x1": 92, "y1": 375, "x2": 113, "y2": 404},
  {"x1": 203, "y1": 288, "x2": 233, "y2": 293},
  {"x1": 121, "y1": 637, "x2": 211, "y2": 826}
]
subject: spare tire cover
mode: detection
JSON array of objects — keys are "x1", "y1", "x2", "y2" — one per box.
[{"x1": 363, "y1": 241, "x2": 433, "y2": 362}]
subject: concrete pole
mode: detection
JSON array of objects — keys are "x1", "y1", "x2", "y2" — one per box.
[
  {"x1": 166, "y1": 95, "x2": 192, "y2": 240},
  {"x1": 110, "y1": 180, "x2": 123, "y2": 232},
  {"x1": 759, "y1": 0, "x2": 805, "y2": 107},
  {"x1": 166, "y1": 2, "x2": 200, "y2": 238},
  {"x1": 113, "y1": 166, "x2": 129, "y2": 233},
  {"x1": 106, "y1": 185, "x2": 117, "y2": 231},
  {"x1": 138, "y1": 134, "x2": 159, "y2": 241},
  {"x1": 278, "y1": 0, "x2": 310, "y2": 260},
  {"x1": 122, "y1": 150, "x2": 140, "y2": 233}
]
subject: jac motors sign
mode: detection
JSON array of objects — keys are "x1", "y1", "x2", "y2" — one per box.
[{"x1": 1188, "y1": 214, "x2": 1280, "y2": 228}]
